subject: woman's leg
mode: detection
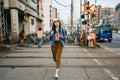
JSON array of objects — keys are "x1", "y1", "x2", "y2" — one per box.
[
  {"x1": 54, "y1": 43, "x2": 63, "y2": 78},
  {"x1": 38, "y1": 38, "x2": 43, "y2": 47},
  {"x1": 51, "y1": 43, "x2": 57, "y2": 62},
  {"x1": 56, "y1": 43, "x2": 63, "y2": 69}
]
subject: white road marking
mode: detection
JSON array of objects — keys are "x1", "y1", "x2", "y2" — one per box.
[
  {"x1": 86, "y1": 52, "x2": 119, "y2": 80},
  {"x1": 93, "y1": 59, "x2": 102, "y2": 65},
  {"x1": 112, "y1": 41, "x2": 120, "y2": 44},
  {"x1": 104, "y1": 69, "x2": 119, "y2": 80},
  {"x1": 105, "y1": 48, "x2": 114, "y2": 52},
  {"x1": 116, "y1": 53, "x2": 120, "y2": 55},
  {"x1": 83, "y1": 49, "x2": 87, "y2": 52}
]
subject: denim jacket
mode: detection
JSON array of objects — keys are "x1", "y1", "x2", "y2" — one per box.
[{"x1": 49, "y1": 28, "x2": 66, "y2": 46}]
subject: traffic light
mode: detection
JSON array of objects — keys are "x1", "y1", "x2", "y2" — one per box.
[
  {"x1": 82, "y1": 20, "x2": 87, "y2": 25},
  {"x1": 81, "y1": 14, "x2": 85, "y2": 19}
]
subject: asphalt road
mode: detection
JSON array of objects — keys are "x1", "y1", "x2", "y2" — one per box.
[{"x1": 97, "y1": 33, "x2": 120, "y2": 48}]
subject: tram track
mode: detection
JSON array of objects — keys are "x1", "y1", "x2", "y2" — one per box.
[
  {"x1": 0, "y1": 56, "x2": 120, "y2": 59},
  {"x1": 0, "y1": 64, "x2": 120, "y2": 69}
]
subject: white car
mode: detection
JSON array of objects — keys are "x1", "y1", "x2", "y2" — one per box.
[{"x1": 118, "y1": 30, "x2": 120, "y2": 34}]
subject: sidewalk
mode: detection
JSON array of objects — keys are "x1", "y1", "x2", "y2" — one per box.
[{"x1": 0, "y1": 44, "x2": 16, "y2": 51}]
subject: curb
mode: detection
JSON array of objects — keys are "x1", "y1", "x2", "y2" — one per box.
[{"x1": 0, "y1": 44, "x2": 17, "y2": 51}]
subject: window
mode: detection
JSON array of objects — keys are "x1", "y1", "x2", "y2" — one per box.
[
  {"x1": 31, "y1": 19, "x2": 34, "y2": 25},
  {"x1": 101, "y1": 28, "x2": 112, "y2": 33}
]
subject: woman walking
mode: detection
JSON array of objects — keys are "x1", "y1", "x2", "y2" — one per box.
[{"x1": 49, "y1": 18, "x2": 66, "y2": 79}]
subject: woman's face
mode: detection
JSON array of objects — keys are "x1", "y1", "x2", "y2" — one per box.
[{"x1": 54, "y1": 21, "x2": 60, "y2": 27}]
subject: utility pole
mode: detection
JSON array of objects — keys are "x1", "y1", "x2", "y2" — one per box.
[
  {"x1": 84, "y1": 0, "x2": 88, "y2": 47},
  {"x1": 50, "y1": 0, "x2": 52, "y2": 28},
  {"x1": 71, "y1": 0, "x2": 73, "y2": 34},
  {"x1": 80, "y1": 0, "x2": 82, "y2": 31}
]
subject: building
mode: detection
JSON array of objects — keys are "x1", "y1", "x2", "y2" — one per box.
[
  {"x1": 50, "y1": 6, "x2": 58, "y2": 29},
  {"x1": 51, "y1": 7, "x2": 58, "y2": 19},
  {"x1": 98, "y1": 7, "x2": 115, "y2": 25},
  {"x1": 115, "y1": 3, "x2": 120, "y2": 12},
  {"x1": 92, "y1": 5, "x2": 102, "y2": 27},
  {"x1": 0, "y1": 0, "x2": 43, "y2": 43},
  {"x1": 107, "y1": 14, "x2": 115, "y2": 27},
  {"x1": 42, "y1": 0, "x2": 58, "y2": 31},
  {"x1": 115, "y1": 3, "x2": 120, "y2": 29},
  {"x1": 42, "y1": 0, "x2": 52, "y2": 31},
  {"x1": 62, "y1": 24, "x2": 78, "y2": 35}
]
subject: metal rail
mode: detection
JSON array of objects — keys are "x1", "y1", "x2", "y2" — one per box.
[
  {"x1": 0, "y1": 56, "x2": 120, "y2": 59},
  {"x1": 0, "y1": 64, "x2": 120, "y2": 69}
]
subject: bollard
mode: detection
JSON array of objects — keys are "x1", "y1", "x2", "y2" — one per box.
[{"x1": 80, "y1": 33, "x2": 83, "y2": 46}]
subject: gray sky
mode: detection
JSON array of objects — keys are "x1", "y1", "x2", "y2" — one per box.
[{"x1": 53, "y1": 0, "x2": 120, "y2": 24}]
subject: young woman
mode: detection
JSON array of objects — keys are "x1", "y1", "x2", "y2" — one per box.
[{"x1": 49, "y1": 18, "x2": 66, "y2": 79}]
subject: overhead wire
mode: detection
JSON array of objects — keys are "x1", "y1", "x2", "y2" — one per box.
[
  {"x1": 54, "y1": 0, "x2": 71, "y2": 7},
  {"x1": 31, "y1": 0, "x2": 38, "y2": 4}
]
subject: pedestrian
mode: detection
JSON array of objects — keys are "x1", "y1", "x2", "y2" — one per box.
[
  {"x1": 36, "y1": 27, "x2": 44, "y2": 48},
  {"x1": 49, "y1": 18, "x2": 66, "y2": 79}
]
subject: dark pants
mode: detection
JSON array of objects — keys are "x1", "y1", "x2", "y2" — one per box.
[{"x1": 51, "y1": 42, "x2": 63, "y2": 68}]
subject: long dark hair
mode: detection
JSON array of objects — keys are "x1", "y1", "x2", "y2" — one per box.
[{"x1": 52, "y1": 20, "x2": 62, "y2": 33}]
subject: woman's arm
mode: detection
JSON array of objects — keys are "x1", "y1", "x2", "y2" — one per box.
[
  {"x1": 49, "y1": 31, "x2": 55, "y2": 41},
  {"x1": 60, "y1": 29, "x2": 66, "y2": 41}
]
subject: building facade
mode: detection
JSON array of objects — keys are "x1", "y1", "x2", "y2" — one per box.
[
  {"x1": 0, "y1": 0, "x2": 43, "y2": 43},
  {"x1": 93, "y1": 5, "x2": 102, "y2": 26},
  {"x1": 42, "y1": 0, "x2": 59, "y2": 31},
  {"x1": 106, "y1": 14, "x2": 115, "y2": 27},
  {"x1": 50, "y1": 6, "x2": 58, "y2": 29},
  {"x1": 98, "y1": 7, "x2": 115, "y2": 25},
  {"x1": 42, "y1": 0, "x2": 52, "y2": 31},
  {"x1": 62, "y1": 24, "x2": 78, "y2": 35},
  {"x1": 115, "y1": 3, "x2": 120, "y2": 29}
]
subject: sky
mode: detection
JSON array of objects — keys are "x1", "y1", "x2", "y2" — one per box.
[{"x1": 52, "y1": 0, "x2": 120, "y2": 24}]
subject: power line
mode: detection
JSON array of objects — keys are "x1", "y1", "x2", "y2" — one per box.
[
  {"x1": 31, "y1": 0, "x2": 37, "y2": 3},
  {"x1": 54, "y1": 0, "x2": 70, "y2": 7}
]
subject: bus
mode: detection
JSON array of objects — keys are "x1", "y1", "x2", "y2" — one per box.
[{"x1": 95, "y1": 25, "x2": 112, "y2": 42}]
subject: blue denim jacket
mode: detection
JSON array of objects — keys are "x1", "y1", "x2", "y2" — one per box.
[{"x1": 49, "y1": 28, "x2": 66, "y2": 46}]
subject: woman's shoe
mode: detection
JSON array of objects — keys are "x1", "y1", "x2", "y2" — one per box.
[
  {"x1": 54, "y1": 69, "x2": 60, "y2": 79},
  {"x1": 54, "y1": 73, "x2": 58, "y2": 79}
]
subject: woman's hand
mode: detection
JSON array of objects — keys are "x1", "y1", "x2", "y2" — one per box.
[
  {"x1": 59, "y1": 34, "x2": 63, "y2": 38},
  {"x1": 51, "y1": 31, "x2": 54, "y2": 35}
]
